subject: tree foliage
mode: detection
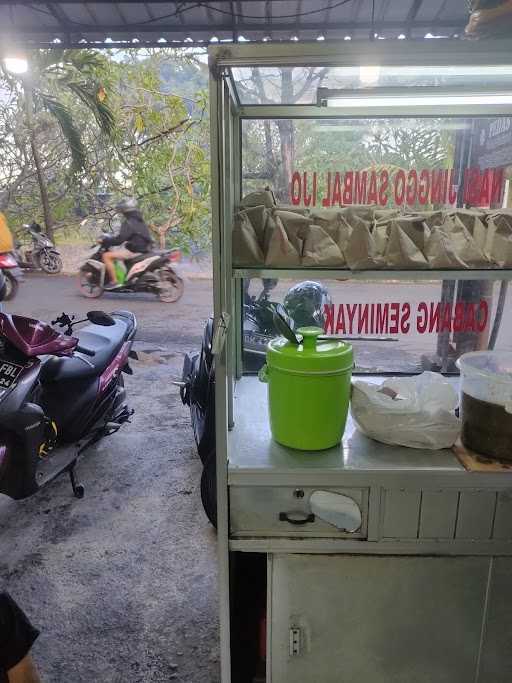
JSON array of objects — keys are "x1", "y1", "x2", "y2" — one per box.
[
  {"x1": 0, "y1": 48, "x2": 210, "y2": 251},
  {"x1": 239, "y1": 67, "x2": 454, "y2": 209}
]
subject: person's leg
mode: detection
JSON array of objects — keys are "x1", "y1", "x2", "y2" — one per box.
[
  {"x1": 102, "y1": 248, "x2": 141, "y2": 286},
  {"x1": 7, "y1": 654, "x2": 41, "y2": 683},
  {"x1": 101, "y1": 251, "x2": 117, "y2": 284}
]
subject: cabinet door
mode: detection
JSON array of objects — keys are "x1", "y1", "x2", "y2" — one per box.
[
  {"x1": 269, "y1": 554, "x2": 489, "y2": 683},
  {"x1": 479, "y1": 557, "x2": 512, "y2": 683}
]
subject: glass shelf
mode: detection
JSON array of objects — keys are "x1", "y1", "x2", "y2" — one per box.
[{"x1": 233, "y1": 268, "x2": 512, "y2": 281}]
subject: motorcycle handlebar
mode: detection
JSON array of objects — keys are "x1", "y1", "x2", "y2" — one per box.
[{"x1": 76, "y1": 345, "x2": 95, "y2": 357}]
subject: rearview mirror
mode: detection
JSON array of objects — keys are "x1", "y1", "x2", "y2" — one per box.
[{"x1": 87, "y1": 310, "x2": 115, "y2": 326}]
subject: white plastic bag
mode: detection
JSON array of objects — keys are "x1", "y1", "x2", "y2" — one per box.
[{"x1": 351, "y1": 372, "x2": 460, "y2": 450}]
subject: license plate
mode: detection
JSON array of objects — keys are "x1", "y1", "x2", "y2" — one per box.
[{"x1": 0, "y1": 361, "x2": 23, "y2": 389}]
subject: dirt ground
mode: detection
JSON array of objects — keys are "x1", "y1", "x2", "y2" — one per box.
[{"x1": 0, "y1": 274, "x2": 219, "y2": 683}]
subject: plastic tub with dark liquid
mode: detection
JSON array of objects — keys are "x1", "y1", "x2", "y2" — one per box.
[{"x1": 457, "y1": 351, "x2": 512, "y2": 461}]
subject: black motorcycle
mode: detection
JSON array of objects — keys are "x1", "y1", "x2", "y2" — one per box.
[
  {"x1": 0, "y1": 308, "x2": 136, "y2": 500},
  {"x1": 180, "y1": 281, "x2": 333, "y2": 527},
  {"x1": 15, "y1": 222, "x2": 62, "y2": 274},
  {"x1": 78, "y1": 239, "x2": 184, "y2": 303}
]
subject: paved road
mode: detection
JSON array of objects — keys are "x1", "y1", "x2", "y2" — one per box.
[{"x1": 0, "y1": 274, "x2": 218, "y2": 683}]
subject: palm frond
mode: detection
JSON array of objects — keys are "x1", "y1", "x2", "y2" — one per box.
[
  {"x1": 65, "y1": 80, "x2": 116, "y2": 138},
  {"x1": 35, "y1": 49, "x2": 65, "y2": 70},
  {"x1": 40, "y1": 94, "x2": 86, "y2": 173},
  {"x1": 37, "y1": 49, "x2": 104, "y2": 72},
  {"x1": 64, "y1": 50, "x2": 107, "y2": 75}
]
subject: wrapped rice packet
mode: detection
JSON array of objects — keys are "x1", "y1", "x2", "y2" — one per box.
[
  {"x1": 409, "y1": 211, "x2": 445, "y2": 228},
  {"x1": 442, "y1": 215, "x2": 489, "y2": 266},
  {"x1": 425, "y1": 228, "x2": 467, "y2": 268},
  {"x1": 240, "y1": 187, "x2": 276, "y2": 208},
  {"x1": 450, "y1": 213, "x2": 489, "y2": 256},
  {"x1": 233, "y1": 186, "x2": 512, "y2": 270},
  {"x1": 449, "y1": 208, "x2": 486, "y2": 230},
  {"x1": 373, "y1": 221, "x2": 390, "y2": 257},
  {"x1": 232, "y1": 211, "x2": 265, "y2": 266},
  {"x1": 486, "y1": 212, "x2": 512, "y2": 266},
  {"x1": 308, "y1": 208, "x2": 345, "y2": 227},
  {"x1": 242, "y1": 205, "x2": 268, "y2": 243},
  {"x1": 273, "y1": 209, "x2": 311, "y2": 255},
  {"x1": 276, "y1": 205, "x2": 311, "y2": 216},
  {"x1": 264, "y1": 213, "x2": 301, "y2": 266},
  {"x1": 374, "y1": 208, "x2": 403, "y2": 222},
  {"x1": 341, "y1": 205, "x2": 376, "y2": 223},
  {"x1": 345, "y1": 215, "x2": 384, "y2": 270},
  {"x1": 385, "y1": 222, "x2": 429, "y2": 268},
  {"x1": 392, "y1": 217, "x2": 431, "y2": 253},
  {"x1": 322, "y1": 220, "x2": 352, "y2": 264},
  {"x1": 308, "y1": 210, "x2": 351, "y2": 262},
  {"x1": 301, "y1": 224, "x2": 344, "y2": 266}
]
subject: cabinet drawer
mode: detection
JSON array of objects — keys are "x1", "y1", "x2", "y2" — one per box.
[{"x1": 230, "y1": 486, "x2": 368, "y2": 538}]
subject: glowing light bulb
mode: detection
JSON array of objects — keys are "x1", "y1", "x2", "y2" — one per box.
[
  {"x1": 3, "y1": 57, "x2": 28, "y2": 74},
  {"x1": 359, "y1": 65, "x2": 380, "y2": 84}
]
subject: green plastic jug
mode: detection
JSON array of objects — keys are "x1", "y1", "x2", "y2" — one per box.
[{"x1": 259, "y1": 327, "x2": 353, "y2": 451}]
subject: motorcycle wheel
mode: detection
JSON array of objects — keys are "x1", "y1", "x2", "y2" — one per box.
[
  {"x1": 158, "y1": 268, "x2": 184, "y2": 303},
  {"x1": 40, "y1": 252, "x2": 63, "y2": 274},
  {"x1": 3, "y1": 272, "x2": 18, "y2": 301},
  {"x1": 200, "y1": 451, "x2": 217, "y2": 528},
  {"x1": 78, "y1": 269, "x2": 103, "y2": 298}
]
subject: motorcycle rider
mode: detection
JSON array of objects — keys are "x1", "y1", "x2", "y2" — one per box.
[
  {"x1": 100, "y1": 198, "x2": 153, "y2": 289},
  {"x1": 0, "y1": 211, "x2": 14, "y2": 256}
]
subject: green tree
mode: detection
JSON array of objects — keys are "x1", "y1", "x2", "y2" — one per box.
[
  {"x1": 80, "y1": 49, "x2": 210, "y2": 252},
  {"x1": 1, "y1": 49, "x2": 115, "y2": 240},
  {"x1": 1, "y1": 48, "x2": 210, "y2": 252}
]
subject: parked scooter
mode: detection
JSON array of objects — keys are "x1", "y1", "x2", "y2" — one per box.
[
  {"x1": 0, "y1": 251, "x2": 23, "y2": 301},
  {"x1": 15, "y1": 222, "x2": 62, "y2": 274},
  {"x1": 78, "y1": 238, "x2": 184, "y2": 303},
  {"x1": 0, "y1": 307, "x2": 137, "y2": 500}
]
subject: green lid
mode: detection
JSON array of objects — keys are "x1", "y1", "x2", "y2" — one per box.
[{"x1": 267, "y1": 326, "x2": 353, "y2": 373}]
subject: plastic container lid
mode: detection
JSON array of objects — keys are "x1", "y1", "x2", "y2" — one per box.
[
  {"x1": 267, "y1": 326, "x2": 353, "y2": 374},
  {"x1": 458, "y1": 351, "x2": 512, "y2": 381},
  {"x1": 457, "y1": 351, "x2": 512, "y2": 407}
]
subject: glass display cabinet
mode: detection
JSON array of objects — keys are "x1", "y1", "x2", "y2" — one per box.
[{"x1": 208, "y1": 39, "x2": 512, "y2": 683}]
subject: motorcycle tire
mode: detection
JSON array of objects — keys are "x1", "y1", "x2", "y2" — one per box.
[
  {"x1": 181, "y1": 318, "x2": 216, "y2": 463},
  {"x1": 158, "y1": 268, "x2": 184, "y2": 303},
  {"x1": 200, "y1": 450, "x2": 217, "y2": 529},
  {"x1": 3, "y1": 272, "x2": 18, "y2": 301},
  {"x1": 78, "y1": 269, "x2": 103, "y2": 298},
  {"x1": 40, "y1": 252, "x2": 63, "y2": 274}
]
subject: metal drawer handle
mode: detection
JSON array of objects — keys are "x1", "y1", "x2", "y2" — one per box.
[{"x1": 279, "y1": 512, "x2": 315, "y2": 525}]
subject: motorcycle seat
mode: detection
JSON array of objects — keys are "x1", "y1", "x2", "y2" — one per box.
[
  {"x1": 110, "y1": 310, "x2": 137, "y2": 337},
  {"x1": 40, "y1": 312, "x2": 135, "y2": 382},
  {"x1": 125, "y1": 253, "x2": 152, "y2": 267}
]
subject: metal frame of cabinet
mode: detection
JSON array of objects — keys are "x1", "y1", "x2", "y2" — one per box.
[{"x1": 208, "y1": 39, "x2": 512, "y2": 683}]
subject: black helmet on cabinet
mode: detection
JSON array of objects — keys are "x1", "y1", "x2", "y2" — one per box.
[{"x1": 283, "y1": 281, "x2": 332, "y2": 329}]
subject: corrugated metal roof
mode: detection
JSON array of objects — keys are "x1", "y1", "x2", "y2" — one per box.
[{"x1": 0, "y1": 1, "x2": 468, "y2": 48}]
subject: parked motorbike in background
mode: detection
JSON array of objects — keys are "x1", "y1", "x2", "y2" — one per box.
[
  {"x1": 15, "y1": 222, "x2": 63, "y2": 274},
  {"x1": 78, "y1": 238, "x2": 184, "y2": 303},
  {"x1": 0, "y1": 308, "x2": 137, "y2": 500},
  {"x1": 0, "y1": 251, "x2": 23, "y2": 301}
]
